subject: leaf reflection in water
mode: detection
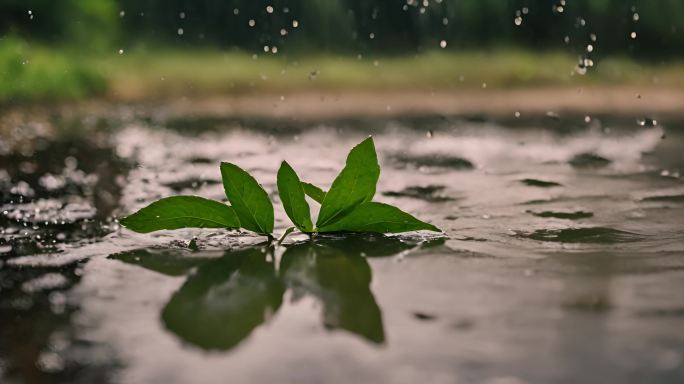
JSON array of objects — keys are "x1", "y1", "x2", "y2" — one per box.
[{"x1": 107, "y1": 234, "x2": 438, "y2": 350}]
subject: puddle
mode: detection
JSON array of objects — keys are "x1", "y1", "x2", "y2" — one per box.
[
  {"x1": 527, "y1": 210, "x2": 594, "y2": 220},
  {"x1": 569, "y1": 153, "x2": 612, "y2": 168},
  {"x1": 516, "y1": 227, "x2": 645, "y2": 244},
  {"x1": 382, "y1": 185, "x2": 455, "y2": 202},
  {"x1": 520, "y1": 178, "x2": 563, "y2": 188},
  {"x1": 1, "y1": 112, "x2": 683, "y2": 383}
]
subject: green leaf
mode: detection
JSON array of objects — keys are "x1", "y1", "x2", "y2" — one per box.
[
  {"x1": 277, "y1": 162, "x2": 313, "y2": 232},
  {"x1": 120, "y1": 196, "x2": 240, "y2": 233},
  {"x1": 318, "y1": 202, "x2": 441, "y2": 233},
  {"x1": 220, "y1": 162, "x2": 274, "y2": 234},
  {"x1": 301, "y1": 182, "x2": 326, "y2": 204},
  {"x1": 316, "y1": 137, "x2": 380, "y2": 227}
]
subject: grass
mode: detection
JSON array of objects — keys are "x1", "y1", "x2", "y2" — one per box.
[
  {"x1": 3, "y1": 37, "x2": 684, "y2": 103},
  {"x1": 99, "y1": 49, "x2": 684, "y2": 100},
  {"x1": 0, "y1": 38, "x2": 106, "y2": 103}
]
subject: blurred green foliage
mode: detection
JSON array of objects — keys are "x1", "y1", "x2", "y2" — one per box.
[
  {"x1": 0, "y1": 0, "x2": 683, "y2": 56},
  {"x1": 0, "y1": 37, "x2": 106, "y2": 102},
  {"x1": 1, "y1": 0, "x2": 684, "y2": 102},
  {"x1": 0, "y1": 0, "x2": 117, "y2": 49}
]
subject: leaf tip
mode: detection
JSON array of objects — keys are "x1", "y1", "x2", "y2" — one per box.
[{"x1": 279, "y1": 160, "x2": 292, "y2": 170}]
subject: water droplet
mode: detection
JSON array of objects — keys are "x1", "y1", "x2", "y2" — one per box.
[
  {"x1": 426, "y1": 130, "x2": 434, "y2": 138},
  {"x1": 514, "y1": 16, "x2": 522, "y2": 26},
  {"x1": 546, "y1": 111, "x2": 560, "y2": 120},
  {"x1": 266, "y1": 5, "x2": 274, "y2": 14},
  {"x1": 292, "y1": 20, "x2": 299, "y2": 28},
  {"x1": 177, "y1": 28, "x2": 184, "y2": 36},
  {"x1": 179, "y1": 12, "x2": 185, "y2": 19},
  {"x1": 439, "y1": 40, "x2": 447, "y2": 48},
  {"x1": 586, "y1": 44, "x2": 594, "y2": 53},
  {"x1": 248, "y1": 19, "x2": 256, "y2": 27},
  {"x1": 575, "y1": 55, "x2": 594, "y2": 75},
  {"x1": 630, "y1": 31, "x2": 637, "y2": 39},
  {"x1": 553, "y1": 3, "x2": 565, "y2": 14},
  {"x1": 118, "y1": 49, "x2": 124, "y2": 55},
  {"x1": 637, "y1": 117, "x2": 657, "y2": 127},
  {"x1": 515, "y1": 111, "x2": 521, "y2": 118},
  {"x1": 119, "y1": 10, "x2": 125, "y2": 18}
]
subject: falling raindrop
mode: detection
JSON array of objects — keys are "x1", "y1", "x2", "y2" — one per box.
[
  {"x1": 177, "y1": 28, "x2": 184, "y2": 36},
  {"x1": 630, "y1": 32, "x2": 637, "y2": 39},
  {"x1": 553, "y1": 1, "x2": 566, "y2": 14},
  {"x1": 637, "y1": 117, "x2": 657, "y2": 127},
  {"x1": 439, "y1": 40, "x2": 447, "y2": 48},
  {"x1": 266, "y1": 5, "x2": 274, "y2": 14},
  {"x1": 575, "y1": 55, "x2": 594, "y2": 75}
]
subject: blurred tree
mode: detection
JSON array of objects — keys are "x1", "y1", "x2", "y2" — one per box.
[
  {"x1": 1, "y1": 0, "x2": 683, "y2": 56},
  {"x1": 0, "y1": 0, "x2": 117, "y2": 49}
]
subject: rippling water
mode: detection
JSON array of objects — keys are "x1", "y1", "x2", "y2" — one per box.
[{"x1": 1, "y1": 112, "x2": 683, "y2": 383}]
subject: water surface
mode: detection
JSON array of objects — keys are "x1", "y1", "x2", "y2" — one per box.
[{"x1": 1, "y1": 112, "x2": 683, "y2": 383}]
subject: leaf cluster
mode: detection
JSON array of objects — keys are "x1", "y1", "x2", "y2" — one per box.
[{"x1": 120, "y1": 137, "x2": 440, "y2": 237}]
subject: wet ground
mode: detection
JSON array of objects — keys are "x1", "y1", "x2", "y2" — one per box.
[{"x1": 1, "y1": 110, "x2": 683, "y2": 384}]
